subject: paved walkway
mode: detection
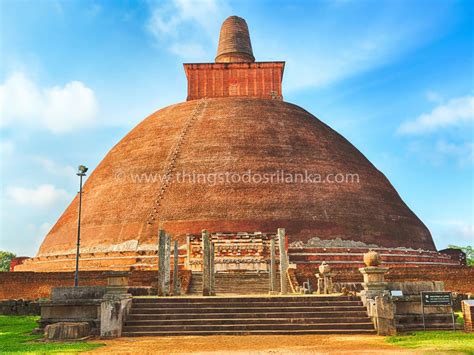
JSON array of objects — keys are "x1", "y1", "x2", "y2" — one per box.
[{"x1": 86, "y1": 334, "x2": 422, "y2": 354}]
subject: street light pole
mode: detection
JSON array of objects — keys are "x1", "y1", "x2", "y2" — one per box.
[{"x1": 74, "y1": 165, "x2": 88, "y2": 287}]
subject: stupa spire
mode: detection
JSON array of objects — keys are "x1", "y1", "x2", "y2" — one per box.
[{"x1": 215, "y1": 16, "x2": 255, "y2": 63}]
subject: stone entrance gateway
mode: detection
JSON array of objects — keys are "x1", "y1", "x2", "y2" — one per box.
[{"x1": 183, "y1": 231, "x2": 287, "y2": 295}]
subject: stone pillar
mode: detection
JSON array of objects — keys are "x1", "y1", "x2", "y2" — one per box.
[
  {"x1": 210, "y1": 241, "x2": 216, "y2": 296},
  {"x1": 269, "y1": 239, "x2": 277, "y2": 294},
  {"x1": 185, "y1": 235, "x2": 191, "y2": 270},
  {"x1": 163, "y1": 234, "x2": 171, "y2": 296},
  {"x1": 173, "y1": 240, "x2": 179, "y2": 295},
  {"x1": 202, "y1": 230, "x2": 211, "y2": 296},
  {"x1": 157, "y1": 229, "x2": 166, "y2": 296},
  {"x1": 278, "y1": 228, "x2": 288, "y2": 295}
]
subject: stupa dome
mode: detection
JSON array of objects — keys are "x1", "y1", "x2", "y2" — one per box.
[{"x1": 18, "y1": 16, "x2": 437, "y2": 271}]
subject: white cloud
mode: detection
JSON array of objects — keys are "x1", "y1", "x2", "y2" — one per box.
[
  {"x1": 6, "y1": 184, "x2": 70, "y2": 209},
  {"x1": 33, "y1": 157, "x2": 77, "y2": 181},
  {"x1": 0, "y1": 72, "x2": 99, "y2": 133},
  {"x1": 398, "y1": 95, "x2": 474, "y2": 135},
  {"x1": 146, "y1": 0, "x2": 230, "y2": 59},
  {"x1": 26, "y1": 222, "x2": 53, "y2": 238},
  {"x1": 0, "y1": 140, "x2": 14, "y2": 156}
]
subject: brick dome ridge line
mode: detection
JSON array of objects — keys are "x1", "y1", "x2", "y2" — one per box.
[{"x1": 147, "y1": 99, "x2": 209, "y2": 226}]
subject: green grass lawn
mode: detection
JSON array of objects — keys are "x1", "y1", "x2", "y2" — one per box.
[
  {"x1": 387, "y1": 330, "x2": 474, "y2": 354},
  {"x1": 0, "y1": 315, "x2": 104, "y2": 354}
]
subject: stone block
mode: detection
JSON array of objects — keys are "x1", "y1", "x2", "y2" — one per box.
[
  {"x1": 44, "y1": 322, "x2": 91, "y2": 340},
  {"x1": 388, "y1": 281, "x2": 444, "y2": 295},
  {"x1": 374, "y1": 295, "x2": 396, "y2": 336},
  {"x1": 51, "y1": 286, "x2": 107, "y2": 301},
  {"x1": 100, "y1": 295, "x2": 132, "y2": 338}
]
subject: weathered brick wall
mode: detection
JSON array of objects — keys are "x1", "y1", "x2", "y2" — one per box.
[
  {"x1": 295, "y1": 265, "x2": 474, "y2": 293},
  {"x1": 0, "y1": 270, "x2": 191, "y2": 300},
  {"x1": 184, "y1": 63, "x2": 284, "y2": 101}
]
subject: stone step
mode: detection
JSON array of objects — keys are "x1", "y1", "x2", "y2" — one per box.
[
  {"x1": 126, "y1": 310, "x2": 369, "y2": 320},
  {"x1": 122, "y1": 295, "x2": 374, "y2": 337},
  {"x1": 122, "y1": 329, "x2": 376, "y2": 337},
  {"x1": 128, "y1": 305, "x2": 366, "y2": 315},
  {"x1": 123, "y1": 322, "x2": 374, "y2": 333},
  {"x1": 132, "y1": 295, "x2": 358, "y2": 303},
  {"x1": 125, "y1": 317, "x2": 372, "y2": 326},
  {"x1": 130, "y1": 301, "x2": 363, "y2": 309},
  {"x1": 188, "y1": 272, "x2": 281, "y2": 295}
]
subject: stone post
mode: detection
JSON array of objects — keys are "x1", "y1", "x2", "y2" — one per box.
[
  {"x1": 278, "y1": 228, "x2": 288, "y2": 294},
  {"x1": 157, "y1": 229, "x2": 166, "y2": 296},
  {"x1": 202, "y1": 229, "x2": 211, "y2": 296},
  {"x1": 269, "y1": 239, "x2": 277, "y2": 294},
  {"x1": 163, "y1": 234, "x2": 171, "y2": 296},
  {"x1": 173, "y1": 240, "x2": 179, "y2": 295},
  {"x1": 210, "y1": 241, "x2": 216, "y2": 296},
  {"x1": 373, "y1": 294, "x2": 396, "y2": 335}
]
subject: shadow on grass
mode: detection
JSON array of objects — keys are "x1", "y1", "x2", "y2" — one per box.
[
  {"x1": 0, "y1": 315, "x2": 105, "y2": 354},
  {"x1": 387, "y1": 330, "x2": 474, "y2": 354}
]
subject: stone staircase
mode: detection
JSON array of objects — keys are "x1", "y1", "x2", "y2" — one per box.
[
  {"x1": 122, "y1": 295, "x2": 375, "y2": 336},
  {"x1": 188, "y1": 272, "x2": 280, "y2": 295}
]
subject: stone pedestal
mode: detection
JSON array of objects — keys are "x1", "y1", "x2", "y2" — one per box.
[
  {"x1": 359, "y1": 266, "x2": 389, "y2": 299},
  {"x1": 103, "y1": 271, "x2": 130, "y2": 295}
]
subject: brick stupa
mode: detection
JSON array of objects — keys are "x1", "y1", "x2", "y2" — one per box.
[{"x1": 18, "y1": 16, "x2": 453, "y2": 272}]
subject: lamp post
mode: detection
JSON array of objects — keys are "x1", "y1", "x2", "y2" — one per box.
[{"x1": 74, "y1": 165, "x2": 88, "y2": 287}]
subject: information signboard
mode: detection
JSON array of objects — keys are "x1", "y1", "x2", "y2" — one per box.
[
  {"x1": 420, "y1": 291, "x2": 455, "y2": 331},
  {"x1": 422, "y1": 292, "x2": 452, "y2": 306}
]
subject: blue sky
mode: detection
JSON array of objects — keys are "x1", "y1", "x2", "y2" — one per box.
[{"x1": 0, "y1": 0, "x2": 473, "y2": 256}]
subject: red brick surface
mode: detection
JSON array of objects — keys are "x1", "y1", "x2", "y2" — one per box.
[
  {"x1": 295, "y1": 265, "x2": 474, "y2": 293},
  {"x1": 21, "y1": 97, "x2": 435, "y2": 271},
  {"x1": 1, "y1": 267, "x2": 471, "y2": 300},
  {"x1": 184, "y1": 62, "x2": 284, "y2": 101},
  {"x1": 0, "y1": 270, "x2": 191, "y2": 300}
]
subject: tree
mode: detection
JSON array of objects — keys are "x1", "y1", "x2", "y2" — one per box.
[
  {"x1": 0, "y1": 251, "x2": 16, "y2": 272},
  {"x1": 448, "y1": 245, "x2": 473, "y2": 266}
]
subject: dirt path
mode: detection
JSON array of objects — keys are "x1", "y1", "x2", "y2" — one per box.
[{"x1": 85, "y1": 334, "x2": 421, "y2": 354}]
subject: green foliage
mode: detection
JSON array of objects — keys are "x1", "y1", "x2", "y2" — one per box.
[
  {"x1": 448, "y1": 245, "x2": 473, "y2": 266},
  {"x1": 0, "y1": 316, "x2": 105, "y2": 353},
  {"x1": 387, "y1": 331, "x2": 474, "y2": 354},
  {"x1": 0, "y1": 251, "x2": 16, "y2": 272}
]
